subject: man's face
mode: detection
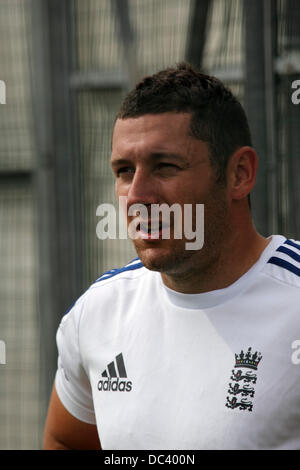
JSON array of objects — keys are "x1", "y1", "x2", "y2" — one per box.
[{"x1": 111, "y1": 112, "x2": 230, "y2": 276}]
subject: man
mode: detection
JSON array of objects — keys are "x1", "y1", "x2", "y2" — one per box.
[{"x1": 44, "y1": 63, "x2": 300, "y2": 450}]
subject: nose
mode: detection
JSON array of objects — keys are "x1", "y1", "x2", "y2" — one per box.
[{"x1": 126, "y1": 168, "x2": 160, "y2": 208}]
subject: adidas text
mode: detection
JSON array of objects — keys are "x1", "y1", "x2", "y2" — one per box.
[{"x1": 98, "y1": 377, "x2": 132, "y2": 392}]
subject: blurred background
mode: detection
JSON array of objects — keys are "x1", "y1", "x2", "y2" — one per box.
[{"x1": 0, "y1": 0, "x2": 299, "y2": 449}]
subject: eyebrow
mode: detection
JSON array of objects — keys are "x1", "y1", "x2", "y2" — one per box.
[
  {"x1": 110, "y1": 158, "x2": 131, "y2": 168},
  {"x1": 150, "y1": 152, "x2": 186, "y2": 162},
  {"x1": 110, "y1": 152, "x2": 187, "y2": 168}
]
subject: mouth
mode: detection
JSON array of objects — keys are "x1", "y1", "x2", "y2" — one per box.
[{"x1": 136, "y1": 220, "x2": 170, "y2": 240}]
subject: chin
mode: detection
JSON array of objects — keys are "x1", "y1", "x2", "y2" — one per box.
[{"x1": 134, "y1": 243, "x2": 194, "y2": 274}]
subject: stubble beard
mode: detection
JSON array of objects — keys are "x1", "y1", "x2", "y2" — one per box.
[
  {"x1": 133, "y1": 238, "x2": 196, "y2": 275},
  {"x1": 131, "y1": 182, "x2": 230, "y2": 280}
]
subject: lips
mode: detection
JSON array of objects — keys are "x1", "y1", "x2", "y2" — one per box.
[
  {"x1": 139, "y1": 220, "x2": 162, "y2": 233},
  {"x1": 135, "y1": 219, "x2": 171, "y2": 240}
]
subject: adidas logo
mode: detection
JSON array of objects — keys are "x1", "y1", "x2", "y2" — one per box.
[{"x1": 97, "y1": 353, "x2": 132, "y2": 392}]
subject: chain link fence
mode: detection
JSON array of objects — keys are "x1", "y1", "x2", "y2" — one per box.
[{"x1": 0, "y1": 0, "x2": 299, "y2": 449}]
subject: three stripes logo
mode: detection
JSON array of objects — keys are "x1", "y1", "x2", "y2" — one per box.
[{"x1": 97, "y1": 353, "x2": 132, "y2": 392}]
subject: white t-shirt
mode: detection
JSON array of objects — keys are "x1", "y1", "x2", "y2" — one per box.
[{"x1": 55, "y1": 235, "x2": 300, "y2": 449}]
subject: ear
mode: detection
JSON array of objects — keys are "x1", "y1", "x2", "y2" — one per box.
[{"x1": 227, "y1": 146, "x2": 258, "y2": 201}]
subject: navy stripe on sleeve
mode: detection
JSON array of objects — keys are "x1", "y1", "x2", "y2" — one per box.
[
  {"x1": 268, "y1": 256, "x2": 300, "y2": 277},
  {"x1": 276, "y1": 245, "x2": 300, "y2": 263}
]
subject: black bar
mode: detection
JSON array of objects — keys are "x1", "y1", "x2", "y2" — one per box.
[
  {"x1": 244, "y1": 0, "x2": 269, "y2": 236},
  {"x1": 116, "y1": 353, "x2": 127, "y2": 378},
  {"x1": 0, "y1": 169, "x2": 33, "y2": 182},
  {"x1": 108, "y1": 361, "x2": 117, "y2": 378},
  {"x1": 185, "y1": 0, "x2": 211, "y2": 69}
]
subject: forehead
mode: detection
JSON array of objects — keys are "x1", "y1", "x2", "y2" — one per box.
[{"x1": 111, "y1": 112, "x2": 193, "y2": 157}]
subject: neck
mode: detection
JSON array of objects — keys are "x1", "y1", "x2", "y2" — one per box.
[{"x1": 161, "y1": 220, "x2": 270, "y2": 294}]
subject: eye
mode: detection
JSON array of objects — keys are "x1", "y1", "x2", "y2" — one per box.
[
  {"x1": 116, "y1": 167, "x2": 135, "y2": 177},
  {"x1": 157, "y1": 162, "x2": 179, "y2": 171}
]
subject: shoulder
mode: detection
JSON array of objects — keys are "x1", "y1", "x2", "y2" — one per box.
[
  {"x1": 59, "y1": 258, "x2": 154, "y2": 344},
  {"x1": 88, "y1": 257, "x2": 150, "y2": 298},
  {"x1": 63, "y1": 257, "x2": 150, "y2": 319},
  {"x1": 92, "y1": 257, "x2": 146, "y2": 286},
  {"x1": 262, "y1": 237, "x2": 300, "y2": 290}
]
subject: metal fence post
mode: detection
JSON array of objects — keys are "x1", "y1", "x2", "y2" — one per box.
[
  {"x1": 244, "y1": 0, "x2": 269, "y2": 236},
  {"x1": 30, "y1": 0, "x2": 82, "y2": 412}
]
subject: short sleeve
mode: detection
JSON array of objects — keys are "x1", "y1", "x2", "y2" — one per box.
[{"x1": 55, "y1": 298, "x2": 96, "y2": 425}]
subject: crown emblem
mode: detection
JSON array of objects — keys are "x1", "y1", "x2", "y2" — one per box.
[{"x1": 234, "y1": 347, "x2": 262, "y2": 370}]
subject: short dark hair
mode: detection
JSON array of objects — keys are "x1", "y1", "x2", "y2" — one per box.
[{"x1": 117, "y1": 62, "x2": 252, "y2": 186}]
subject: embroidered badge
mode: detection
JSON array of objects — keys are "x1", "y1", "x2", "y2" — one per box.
[{"x1": 225, "y1": 347, "x2": 262, "y2": 412}]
